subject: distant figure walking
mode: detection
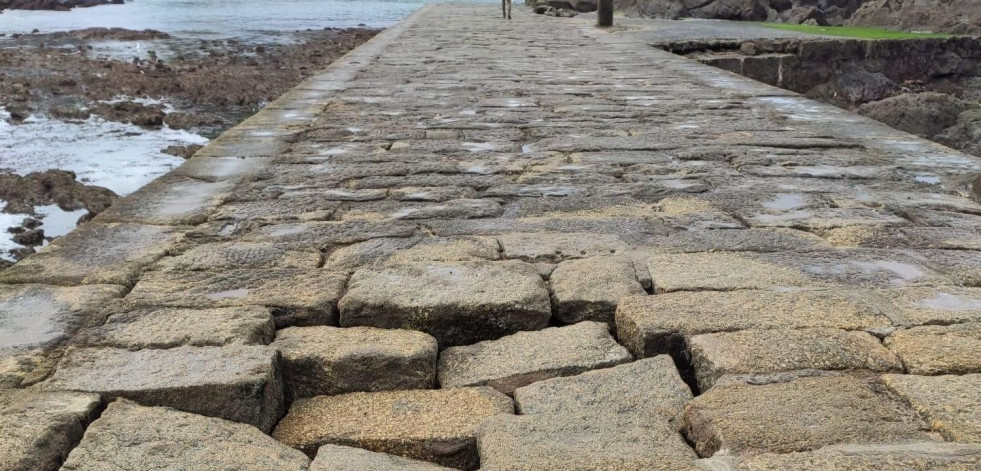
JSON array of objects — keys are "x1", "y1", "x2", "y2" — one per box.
[{"x1": 502, "y1": 0, "x2": 511, "y2": 19}]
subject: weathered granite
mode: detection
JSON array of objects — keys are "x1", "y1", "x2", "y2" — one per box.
[
  {"x1": 0, "y1": 390, "x2": 101, "y2": 471},
  {"x1": 78, "y1": 306, "x2": 275, "y2": 348},
  {"x1": 695, "y1": 442, "x2": 981, "y2": 470},
  {"x1": 884, "y1": 323, "x2": 981, "y2": 375},
  {"x1": 549, "y1": 255, "x2": 646, "y2": 325},
  {"x1": 311, "y1": 445, "x2": 455, "y2": 471},
  {"x1": 884, "y1": 373, "x2": 981, "y2": 443},
  {"x1": 151, "y1": 242, "x2": 322, "y2": 271}
]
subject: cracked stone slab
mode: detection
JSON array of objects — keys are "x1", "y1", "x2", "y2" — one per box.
[
  {"x1": 210, "y1": 199, "x2": 342, "y2": 223},
  {"x1": 695, "y1": 442, "x2": 981, "y2": 470},
  {"x1": 682, "y1": 376, "x2": 936, "y2": 458},
  {"x1": 883, "y1": 374, "x2": 981, "y2": 443},
  {"x1": 652, "y1": 228, "x2": 828, "y2": 253},
  {"x1": 38, "y1": 346, "x2": 283, "y2": 432},
  {"x1": 151, "y1": 242, "x2": 322, "y2": 271},
  {"x1": 240, "y1": 220, "x2": 418, "y2": 250},
  {"x1": 60, "y1": 400, "x2": 309, "y2": 471},
  {"x1": 126, "y1": 268, "x2": 348, "y2": 327},
  {"x1": 688, "y1": 328, "x2": 903, "y2": 391},
  {"x1": 437, "y1": 322, "x2": 632, "y2": 394},
  {"x1": 78, "y1": 306, "x2": 275, "y2": 349},
  {"x1": 272, "y1": 326, "x2": 437, "y2": 401},
  {"x1": 272, "y1": 387, "x2": 513, "y2": 470},
  {"x1": 740, "y1": 207, "x2": 906, "y2": 231},
  {"x1": 0, "y1": 223, "x2": 185, "y2": 287},
  {"x1": 337, "y1": 199, "x2": 502, "y2": 221},
  {"x1": 94, "y1": 176, "x2": 235, "y2": 226},
  {"x1": 615, "y1": 290, "x2": 894, "y2": 358},
  {"x1": 0, "y1": 390, "x2": 101, "y2": 471},
  {"x1": 549, "y1": 255, "x2": 646, "y2": 325},
  {"x1": 311, "y1": 445, "x2": 456, "y2": 471},
  {"x1": 497, "y1": 232, "x2": 631, "y2": 263},
  {"x1": 887, "y1": 287, "x2": 981, "y2": 326},
  {"x1": 338, "y1": 261, "x2": 551, "y2": 347},
  {"x1": 477, "y1": 413, "x2": 700, "y2": 471},
  {"x1": 514, "y1": 355, "x2": 691, "y2": 421},
  {"x1": 884, "y1": 323, "x2": 981, "y2": 375},
  {"x1": 919, "y1": 250, "x2": 981, "y2": 287},
  {"x1": 826, "y1": 226, "x2": 981, "y2": 250},
  {"x1": 647, "y1": 251, "x2": 945, "y2": 292}
]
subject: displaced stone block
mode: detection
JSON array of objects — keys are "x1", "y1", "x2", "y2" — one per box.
[
  {"x1": 339, "y1": 261, "x2": 551, "y2": 346},
  {"x1": 61, "y1": 400, "x2": 309, "y2": 471},
  {"x1": 272, "y1": 387, "x2": 513, "y2": 470},
  {"x1": 497, "y1": 232, "x2": 630, "y2": 263},
  {"x1": 126, "y1": 268, "x2": 348, "y2": 327},
  {"x1": 549, "y1": 255, "x2": 646, "y2": 325},
  {"x1": 272, "y1": 326, "x2": 437, "y2": 400},
  {"x1": 79, "y1": 306, "x2": 275, "y2": 349},
  {"x1": 477, "y1": 413, "x2": 699, "y2": 471},
  {"x1": 682, "y1": 376, "x2": 935, "y2": 457},
  {"x1": 437, "y1": 321, "x2": 631, "y2": 394},
  {"x1": 884, "y1": 323, "x2": 981, "y2": 375},
  {"x1": 38, "y1": 346, "x2": 283, "y2": 432},
  {"x1": 695, "y1": 442, "x2": 981, "y2": 470},
  {"x1": 0, "y1": 390, "x2": 101, "y2": 471},
  {"x1": 151, "y1": 242, "x2": 322, "y2": 271},
  {"x1": 688, "y1": 328, "x2": 903, "y2": 390},
  {"x1": 311, "y1": 445, "x2": 455, "y2": 471},
  {"x1": 615, "y1": 290, "x2": 894, "y2": 358},
  {"x1": 514, "y1": 355, "x2": 691, "y2": 420},
  {"x1": 648, "y1": 252, "x2": 806, "y2": 292},
  {"x1": 884, "y1": 374, "x2": 981, "y2": 443},
  {"x1": 0, "y1": 223, "x2": 185, "y2": 287}
]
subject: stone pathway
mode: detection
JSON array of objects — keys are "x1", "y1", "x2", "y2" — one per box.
[{"x1": 3, "y1": 4, "x2": 981, "y2": 470}]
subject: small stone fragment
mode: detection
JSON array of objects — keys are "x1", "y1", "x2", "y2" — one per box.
[
  {"x1": 60, "y1": 400, "x2": 310, "y2": 471},
  {"x1": 339, "y1": 261, "x2": 551, "y2": 346},
  {"x1": 38, "y1": 346, "x2": 283, "y2": 432},
  {"x1": 311, "y1": 445, "x2": 456, "y2": 471},
  {"x1": 514, "y1": 355, "x2": 691, "y2": 421},
  {"x1": 682, "y1": 376, "x2": 935, "y2": 457},
  {"x1": 883, "y1": 373, "x2": 981, "y2": 443},
  {"x1": 688, "y1": 328, "x2": 903, "y2": 390},
  {"x1": 272, "y1": 387, "x2": 513, "y2": 470},
  {"x1": 549, "y1": 255, "x2": 646, "y2": 325},
  {"x1": 0, "y1": 390, "x2": 101, "y2": 471},
  {"x1": 477, "y1": 413, "x2": 700, "y2": 470},
  {"x1": 884, "y1": 323, "x2": 981, "y2": 375},
  {"x1": 272, "y1": 326, "x2": 437, "y2": 400},
  {"x1": 437, "y1": 321, "x2": 632, "y2": 394}
]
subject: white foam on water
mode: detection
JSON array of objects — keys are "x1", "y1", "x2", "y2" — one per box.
[
  {"x1": 0, "y1": 201, "x2": 32, "y2": 261},
  {"x1": 34, "y1": 205, "x2": 88, "y2": 240}
]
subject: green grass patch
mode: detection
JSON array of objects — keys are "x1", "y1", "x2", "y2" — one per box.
[{"x1": 751, "y1": 22, "x2": 953, "y2": 40}]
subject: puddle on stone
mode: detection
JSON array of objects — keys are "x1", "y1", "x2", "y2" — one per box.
[
  {"x1": 462, "y1": 142, "x2": 495, "y2": 152},
  {"x1": 918, "y1": 292, "x2": 981, "y2": 311},
  {"x1": 206, "y1": 288, "x2": 250, "y2": 301},
  {"x1": 852, "y1": 260, "x2": 926, "y2": 283},
  {"x1": 763, "y1": 193, "x2": 806, "y2": 211}
]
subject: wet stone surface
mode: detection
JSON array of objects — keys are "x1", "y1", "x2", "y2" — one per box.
[{"x1": 0, "y1": 390, "x2": 101, "y2": 471}]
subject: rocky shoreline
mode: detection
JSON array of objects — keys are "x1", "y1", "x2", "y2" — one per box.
[
  {"x1": 0, "y1": 0, "x2": 122, "y2": 13},
  {"x1": 0, "y1": 26, "x2": 379, "y2": 265}
]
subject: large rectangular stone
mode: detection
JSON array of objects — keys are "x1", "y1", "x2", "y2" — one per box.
[
  {"x1": 38, "y1": 346, "x2": 283, "y2": 432},
  {"x1": 437, "y1": 322, "x2": 632, "y2": 394},
  {"x1": 61, "y1": 400, "x2": 309, "y2": 471},
  {"x1": 272, "y1": 326, "x2": 437, "y2": 400},
  {"x1": 0, "y1": 390, "x2": 101, "y2": 471},
  {"x1": 696, "y1": 442, "x2": 981, "y2": 470},
  {"x1": 272, "y1": 387, "x2": 513, "y2": 470},
  {"x1": 126, "y1": 268, "x2": 348, "y2": 327},
  {"x1": 884, "y1": 323, "x2": 981, "y2": 375},
  {"x1": 477, "y1": 413, "x2": 699, "y2": 471},
  {"x1": 682, "y1": 376, "x2": 936, "y2": 457},
  {"x1": 513, "y1": 355, "x2": 691, "y2": 421},
  {"x1": 150, "y1": 242, "x2": 322, "y2": 271},
  {"x1": 311, "y1": 445, "x2": 455, "y2": 471},
  {"x1": 78, "y1": 306, "x2": 276, "y2": 349},
  {"x1": 338, "y1": 261, "x2": 551, "y2": 346},
  {"x1": 688, "y1": 328, "x2": 903, "y2": 390},
  {"x1": 883, "y1": 374, "x2": 981, "y2": 443},
  {"x1": 549, "y1": 256, "x2": 646, "y2": 325},
  {"x1": 616, "y1": 290, "x2": 895, "y2": 358}
]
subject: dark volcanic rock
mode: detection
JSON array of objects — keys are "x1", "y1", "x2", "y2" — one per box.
[
  {"x1": 857, "y1": 92, "x2": 972, "y2": 139},
  {"x1": 0, "y1": 170, "x2": 117, "y2": 216}
]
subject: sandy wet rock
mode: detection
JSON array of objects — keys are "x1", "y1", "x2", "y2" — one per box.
[
  {"x1": 886, "y1": 287, "x2": 981, "y2": 326},
  {"x1": 150, "y1": 242, "x2": 322, "y2": 271},
  {"x1": 272, "y1": 387, "x2": 513, "y2": 470},
  {"x1": 0, "y1": 390, "x2": 101, "y2": 471},
  {"x1": 477, "y1": 413, "x2": 700, "y2": 471},
  {"x1": 437, "y1": 321, "x2": 632, "y2": 394},
  {"x1": 0, "y1": 223, "x2": 185, "y2": 286},
  {"x1": 78, "y1": 306, "x2": 275, "y2": 349},
  {"x1": 209, "y1": 198, "x2": 341, "y2": 223},
  {"x1": 682, "y1": 375, "x2": 936, "y2": 457},
  {"x1": 688, "y1": 328, "x2": 903, "y2": 390},
  {"x1": 514, "y1": 355, "x2": 691, "y2": 420},
  {"x1": 126, "y1": 268, "x2": 348, "y2": 327},
  {"x1": 339, "y1": 260, "x2": 550, "y2": 347},
  {"x1": 883, "y1": 374, "x2": 981, "y2": 443},
  {"x1": 94, "y1": 176, "x2": 235, "y2": 226},
  {"x1": 884, "y1": 323, "x2": 981, "y2": 375},
  {"x1": 549, "y1": 255, "x2": 646, "y2": 325},
  {"x1": 615, "y1": 290, "x2": 894, "y2": 358},
  {"x1": 311, "y1": 445, "x2": 456, "y2": 471},
  {"x1": 695, "y1": 442, "x2": 981, "y2": 470},
  {"x1": 60, "y1": 400, "x2": 309, "y2": 471},
  {"x1": 272, "y1": 326, "x2": 437, "y2": 401},
  {"x1": 38, "y1": 345, "x2": 283, "y2": 432}
]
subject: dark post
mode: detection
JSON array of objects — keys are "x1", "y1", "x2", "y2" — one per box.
[{"x1": 597, "y1": 0, "x2": 613, "y2": 27}]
